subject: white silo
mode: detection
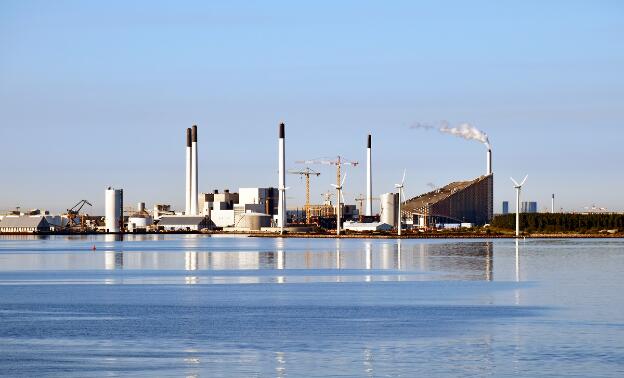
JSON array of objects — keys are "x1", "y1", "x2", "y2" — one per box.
[
  {"x1": 380, "y1": 192, "x2": 398, "y2": 227},
  {"x1": 105, "y1": 187, "x2": 123, "y2": 233}
]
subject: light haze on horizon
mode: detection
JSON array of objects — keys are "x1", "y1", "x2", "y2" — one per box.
[{"x1": 1, "y1": 0, "x2": 622, "y2": 214}]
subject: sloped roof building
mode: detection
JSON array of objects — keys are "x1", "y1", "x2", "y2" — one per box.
[
  {"x1": 402, "y1": 175, "x2": 493, "y2": 225},
  {"x1": 0, "y1": 216, "x2": 52, "y2": 233}
]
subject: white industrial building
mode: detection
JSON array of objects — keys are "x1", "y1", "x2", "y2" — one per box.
[
  {"x1": 198, "y1": 187, "x2": 278, "y2": 228},
  {"x1": 343, "y1": 221, "x2": 393, "y2": 232}
]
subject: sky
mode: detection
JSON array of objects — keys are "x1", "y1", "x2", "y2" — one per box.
[{"x1": 0, "y1": 0, "x2": 622, "y2": 214}]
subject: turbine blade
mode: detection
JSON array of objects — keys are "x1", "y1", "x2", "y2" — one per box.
[
  {"x1": 520, "y1": 175, "x2": 528, "y2": 186},
  {"x1": 331, "y1": 184, "x2": 339, "y2": 188},
  {"x1": 510, "y1": 177, "x2": 519, "y2": 186},
  {"x1": 341, "y1": 172, "x2": 348, "y2": 186},
  {"x1": 401, "y1": 169, "x2": 406, "y2": 185}
]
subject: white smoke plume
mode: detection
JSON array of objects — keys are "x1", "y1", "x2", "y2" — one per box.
[{"x1": 410, "y1": 121, "x2": 491, "y2": 149}]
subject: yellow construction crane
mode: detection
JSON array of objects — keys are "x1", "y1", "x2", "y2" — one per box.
[
  {"x1": 288, "y1": 167, "x2": 321, "y2": 224},
  {"x1": 296, "y1": 156, "x2": 359, "y2": 187}
]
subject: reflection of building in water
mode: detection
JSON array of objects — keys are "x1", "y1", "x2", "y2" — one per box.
[
  {"x1": 387, "y1": 241, "x2": 494, "y2": 280},
  {"x1": 363, "y1": 347, "x2": 374, "y2": 377},
  {"x1": 185, "y1": 251, "x2": 198, "y2": 271},
  {"x1": 103, "y1": 234, "x2": 124, "y2": 270},
  {"x1": 365, "y1": 242, "x2": 372, "y2": 282},
  {"x1": 104, "y1": 251, "x2": 123, "y2": 270},
  {"x1": 208, "y1": 252, "x2": 261, "y2": 270},
  {"x1": 485, "y1": 241, "x2": 493, "y2": 281},
  {"x1": 275, "y1": 351, "x2": 286, "y2": 378}
]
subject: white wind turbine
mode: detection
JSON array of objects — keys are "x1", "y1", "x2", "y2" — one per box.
[
  {"x1": 331, "y1": 172, "x2": 347, "y2": 236},
  {"x1": 395, "y1": 169, "x2": 406, "y2": 236},
  {"x1": 510, "y1": 175, "x2": 528, "y2": 237}
]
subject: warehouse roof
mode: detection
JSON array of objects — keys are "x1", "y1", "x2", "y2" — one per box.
[{"x1": 0, "y1": 216, "x2": 50, "y2": 228}]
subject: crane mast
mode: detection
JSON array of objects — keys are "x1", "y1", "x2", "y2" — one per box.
[{"x1": 288, "y1": 167, "x2": 320, "y2": 224}]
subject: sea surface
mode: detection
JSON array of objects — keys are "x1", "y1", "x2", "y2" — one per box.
[{"x1": 0, "y1": 235, "x2": 622, "y2": 377}]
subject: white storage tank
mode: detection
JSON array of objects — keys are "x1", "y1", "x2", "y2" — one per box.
[
  {"x1": 237, "y1": 212, "x2": 272, "y2": 230},
  {"x1": 380, "y1": 192, "x2": 399, "y2": 227},
  {"x1": 105, "y1": 187, "x2": 123, "y2": 233}
]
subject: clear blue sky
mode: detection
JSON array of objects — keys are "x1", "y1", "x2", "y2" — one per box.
[{"x1": 1, "y1": 0, "x2": 622, "y2": 214}]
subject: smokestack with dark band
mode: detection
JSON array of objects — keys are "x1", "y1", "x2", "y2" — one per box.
[
  {"x1": 185, "y1": 128, "x2": 192, "y2": 215},
  {"x1": 366, "y1": 134, "x2": 372, "y2": 216},
  {"x1": 487, "y1": 148, "x2": 492, "y2": 176},
  {"x1": 191, "y1": 125, "x2": 198, "y2": 215},
  {"x1": 278, "y1": 123, "x2": 286, "y2": 232}
]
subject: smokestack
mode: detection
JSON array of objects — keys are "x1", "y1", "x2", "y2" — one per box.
[
  {"x1": 278, "y1": 123, "x2": 286, "y2": 231},
  {"x1": 366, "y1": 134, "x2": 372, "y2": 216},
  {"x1": 487, "y1": 148, "x2": 492, "y2": 176},
  {"x1": 191, "y1": 125, "x2": 198, "y2": 215},
  {"x1": 552, "y1": 194, "x2": 555, "y2": 213},
  {"x1": 185, "y1": 128, "x2": 192, "y2": 215}
]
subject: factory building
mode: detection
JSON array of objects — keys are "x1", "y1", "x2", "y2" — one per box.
[
  {"x1": 153, "y1": 204, "x2": 175, "y2": 220},
  {"x1": 199, "y1": 187, "x2": 279, "y2": 228},
  {"x1": 157, "y1": 216, "x2": 211, "y2": 231},
  {"x1": 127, "y1": 202, "x2": 153, "y2": 232},
  {"x1": 402, "y1": 174, "x2": 494, "y2": 226}
]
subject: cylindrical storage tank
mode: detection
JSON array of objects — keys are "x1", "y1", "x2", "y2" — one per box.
[
  {"x1": 237, "y1": 213, "x2": 271, "y2": 230},
  {"x1": 137, "y1": 202, "x2": 145, "y2": 213},
  {"x1": 248, "y1": 213, "x2": 271, "y2": 231},
  {"x1": 105, "y1": 187, "x2": 123, "y2": 233},
  {"x1": 380, "y1": 192, "x2": 399, "y2": 227}
]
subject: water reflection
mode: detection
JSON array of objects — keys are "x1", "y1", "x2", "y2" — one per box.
[
  {"x1": 0, "y1": 237, "x2": 498, "y2": 284},
  {"x1": 275, "y1": 351, "x2": 286, "y2": 378}
]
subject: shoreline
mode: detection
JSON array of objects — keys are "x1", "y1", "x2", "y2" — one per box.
[{"x1": 0, "y1": 231, "x2": 622, "y2": 239}]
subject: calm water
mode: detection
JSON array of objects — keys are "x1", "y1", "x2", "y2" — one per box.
[{"x1": 0, "y1": 235, "x2": 622, "y2": 377}]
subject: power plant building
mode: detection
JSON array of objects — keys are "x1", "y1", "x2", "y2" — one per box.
[{"x1": 402, "y1": 175, "x2": 494, "y2": 226}]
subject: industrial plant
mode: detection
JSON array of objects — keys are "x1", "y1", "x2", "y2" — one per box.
[{"x1": 0, "y1": 121, "x2": 501, "y2": 235}]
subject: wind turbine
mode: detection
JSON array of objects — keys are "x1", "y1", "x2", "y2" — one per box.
[
  {"x1": 395, "y1": 169, "x2": 406, "y2": 236},
  {"x1": 331, "y1": 172, "x2": 347, "y2": 236},
  {"x1": 510, "y1": 175, "x2": 528, "y2": 237}
]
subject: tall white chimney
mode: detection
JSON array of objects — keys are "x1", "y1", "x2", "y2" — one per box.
[
  {"x1": 185, "y1": 128, "x2": 192, "y2": 215},
  {"x1": 278, "y1": 123, "x2": 286, "y2": 231},
  {"x1": 191, "y1": 125, "x2": 198, "y2": 215},
  {"x1": 552, "y1": 194, "x2": 555, "y2": 213},
  {"x1": 487, "y1": 148, "x2": 492, "y2": 176},
  {"x1": 366, "y1": 134, "x2": 372, "y2": 216}
]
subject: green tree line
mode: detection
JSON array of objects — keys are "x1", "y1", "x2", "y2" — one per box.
[{"x1": 491, "y1": 213, "x2": 624, "y2": 233}]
